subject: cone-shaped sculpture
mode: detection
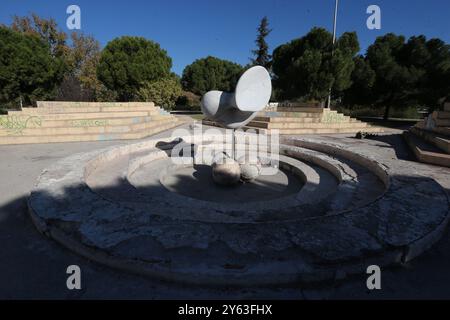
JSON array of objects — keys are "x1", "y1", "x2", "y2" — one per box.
[{"x1": 201, "y1": 66, "x2": 272, "y2": 129}]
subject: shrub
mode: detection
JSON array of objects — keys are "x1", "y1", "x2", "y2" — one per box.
[
  {"x1": 97, "y1": 36, "x2": 172, "y2": 101},
  {"x1": 175, "y1": 91, "x2": 201, "y2": 111},
  {"x1": 181, "y1": 56, "x2": 244, "y2": 96},
  {"x1": 135, "y1": 77, "x2": 182, "y2": 109},
  {"x1": 0, "y1": 26, "x2": 66, "y2": 105}
]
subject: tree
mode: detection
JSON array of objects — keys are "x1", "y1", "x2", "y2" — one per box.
[
  {"x1": 135, "y1": 75, "x2": 182, "y2": 109},
  {"x1": 365, "y1": 33, "x2": 426, "y2": 119},
  {"x1": 176, "y1": 91, "x2": 201, "y2": 111},
  {"x1": 410, "y1": 37, "x2": 450, "y2": 109},
  {"x1": 67, "y1": 33, "x2": 101, "y2": 86},
  {"x1": 272, "y1": 27, "x2": 360, "y2": 103},
  {"x1": 181, "y1": 56, "x2": 244, "y2": 96},
  {"x1": 97, "y1": 36, "x2": 172, "y2": 101},
  {"x1": 251, "y1": 16, "x2": 272, "y2": 69},
  {"x1": 57, "y1": 32, "x2": 103, "y2": 101},
  {"x1": 10, "y1": 14, "x2": 68, "y2": 59},
  {"x1": 343, "y1": 34, "x2": 449, "y2": 118},
  {"x1": 0, "y1": 27, "x2": 65, "y2": 106},
  {"x1": 9, "y1": 14, "x2": 107, "y2": 102},
  {"x1": 342, "y1": 55, "x2": 376, "y2": 107}
]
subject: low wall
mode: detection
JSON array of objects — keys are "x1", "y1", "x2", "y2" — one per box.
[{"x1": 35, "y1": 101, "x2": 156, "y2": 108}]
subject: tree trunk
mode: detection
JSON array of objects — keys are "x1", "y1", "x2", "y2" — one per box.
[{"x1": 383, "y1": 104, "x2": 391, "y2": 120}]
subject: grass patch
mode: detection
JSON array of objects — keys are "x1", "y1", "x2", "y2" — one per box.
[{"x1": 189, "y1": 114, "x2": 204, "y2": 121}]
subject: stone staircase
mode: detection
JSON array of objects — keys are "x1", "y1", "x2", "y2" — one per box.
[
  {"x1": 203, "y1": 105, "x2": 383, "y2": 135},
  {"x1": 0, "y1": 101, "x2": 184, "y2": 145},
  {"x1": 404, "y1": 102, "x2": 450, "y2": 167}
]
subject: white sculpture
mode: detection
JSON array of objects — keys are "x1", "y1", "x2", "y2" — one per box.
[
  {"x1": 237, "y1": 156, "x2": 262, "y2": 182},
  {"x1": 202, "y1": 66, "x2": 272, "y2": 185},
  {"x1": 201, "y1": 66, "x2": 272, "y2": 129}
]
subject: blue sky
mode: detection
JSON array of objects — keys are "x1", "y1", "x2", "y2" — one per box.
[{"x1": 1, "y1": 0, "x2": 449, "y2": 75}]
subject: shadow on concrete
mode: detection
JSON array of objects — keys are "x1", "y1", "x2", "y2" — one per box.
[
  {"x1": 5, "y1": 171, "x2": 448, "y2": 299},
  {"x1": 362, "y1": 133, "x2": 415, "y2": 161},
  {"x1": 162, "y1": 163, "x2": 304, "y2": 203},
  {"x1": 1, "y1": 132, "x2": 450, "y2": 299}
]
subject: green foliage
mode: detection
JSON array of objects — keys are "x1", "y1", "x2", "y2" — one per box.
[
  {"x1": 10, "y1": 14, "x2": 107, "y2": 102},
  {"x1": 407, "y1": 37, "x2": 450, "y2": 108},
  {"x1": 11, "y1": 13, "x2": 68, "y2": 59},
  {"x1": 176, "y1": 91, "x2": 201, "y2": 110},
  {"x1": 0, "y1": 26, "x2": 66, "y2": 105},
  {"x1": 336, "y1": 105, "x2": 421, "y2": 119},
  {"x1": 272, "y1": 28, "x2": 359, "y2": 102},
  {"x1": 67, "y1": 33, "x2": 103, "y2": 100},
  {"x1": 342, "y1": 55, "x2": 376, "y2": 106},
  {"x1": 95, "y1": 84, "x2": 118, "y2": 102},
  {"x1": 344, "y1": 33, "x2": 450, "y2": 118},
  {"x1": 97, "y1": 36, "x2": 172, "y2": 101},
  {"x1": 181, "y1": 56, "x2": 244, "y2": 96},
  {"x1": 135, "y1": 76, "x2": 182, "y2": 109},
  {"x1": 366, "y1": 33, "x2": 420, "y2": 118},
  {"x1": 251, "y1": 16, "x2": 272, "y2": 69}
]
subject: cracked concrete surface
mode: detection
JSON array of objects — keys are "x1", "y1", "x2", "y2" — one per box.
[{"x1": 2, "y1": 126, "x2": 450, "y2": 298}]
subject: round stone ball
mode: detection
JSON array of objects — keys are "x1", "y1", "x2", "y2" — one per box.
[
  {"x1": 237, "y1": 156, "x2": 262, "y2": 182},
  {"x1": 212, "y1": 154, "x2": 241, "y2": 186}
]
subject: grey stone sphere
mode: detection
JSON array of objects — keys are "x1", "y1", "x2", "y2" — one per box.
[
  {"x1": 212, "y1": 153, "x2": 241, "y2": 186},
  {"x1": 238, "y1": 156, "x2": 262, "y2": 182}
]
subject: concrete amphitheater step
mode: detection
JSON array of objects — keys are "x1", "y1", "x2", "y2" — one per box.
[
  {"x1": 410, "y1": 127, "x2": 450, "y2": 154},
  {"x1": 436, "y1": 111, "x2": 450, "y2": 119},
  {"x1": 403, "y1": 131, "x2": 450, "y2": 167},
  {"x1": 415, "y1": 120, "x2": 450, "y2": 137},
  {"x1": 253, "y1": 116, "x2": 362, "y2": 124},
  {"x1": 13, "y1": 106, "x2": 158, "y2": 114},
  {"x1": 280, "y1": 143, "x2": 386, "y2": 213},
  {"x1": 28, "y1": 134, "x2": 450, "y2": 286},
  {"x1": 431, "y1": 126, "x2": 450, "y2": 136},
  {"x1": 435, "y1": 118, "x2": 450, "y2": 127},
  {"x1": 4, "y1": 111, "x2": 156, "y2": 120},
  {"x1": 0, "y1": 117, "x2": 176, "y2": 136},
  {"x1": 8, "y1": 107, "x2": 163, "y2": 116},
  {"x1": 202, "y1": 108, "x2": 382, "y2": 135},
  {"x1": 36, "y1": 101, "x2": 156, "y2": 108},
  {"x1": 257, "y1": 111, "x2": 324, "y2": 118},
  {"x1": 445, "y1": 102, "x2": 450, "y2": 112},
  {"x1": 0, "y1": 121, "x2": 183, "y2": 145},
  {"x1": 253, "y1": 116, "x2": 324, "y2": 123},
  {"x1": 27, "y1": 115, "x2": 170, "y2": 128},
  {"x1": 276, "y1": 107, "x2": 326, "y2": 113},
  {"x1": 247, "y1": 121, "x2": 365, "y2": 130},
  {"x1": 242, "y1": 126, "x2": 384, "y2": 135},
  {"x1": 9, "y1": 106, "x2": 164, "y2": 115},
  {"x1": 86, "y1": 137, "x2": 386, "y2": 221},
  {"x1": 88, "y1": 147, "x2": 340, "y2": 218}
]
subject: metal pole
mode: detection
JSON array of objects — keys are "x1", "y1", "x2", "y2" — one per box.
[
  {"x1": 327, "y1": 0, "x2": 339, "y2": 109},
  {"x1": 332, "y1": 0, "x2": 339, "y2": 44},
  {"x1": 232, "y1": 129, "x2": 236, "y2": 160}
]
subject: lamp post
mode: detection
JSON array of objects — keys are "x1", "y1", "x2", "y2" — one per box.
[{"x1": 327, "y1": 0, "x2": 339, "y2": 109}]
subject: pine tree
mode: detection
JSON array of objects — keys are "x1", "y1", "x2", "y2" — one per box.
[{"x1": 251, "y1": 16, "x2": 272, "y2": 69}]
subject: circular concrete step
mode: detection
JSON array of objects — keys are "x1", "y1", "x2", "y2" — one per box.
[{"x1": 28, "y1": 134, "x2": 450, "y2": 286}]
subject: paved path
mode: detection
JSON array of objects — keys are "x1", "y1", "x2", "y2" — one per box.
[{"x1": 1, "y1": 127, "x2": 450, "y2": 299}]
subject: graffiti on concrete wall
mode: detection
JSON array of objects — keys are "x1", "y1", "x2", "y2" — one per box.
[
  {"x1": 322, "y1": 112, "x2": 347, "y2": 124},
  {"x1": 0, "y1": 115, "x2": 42, "y2": 135},
  {"x1": 70, "y1": 119, "x2": 108, "y2": 127}
]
